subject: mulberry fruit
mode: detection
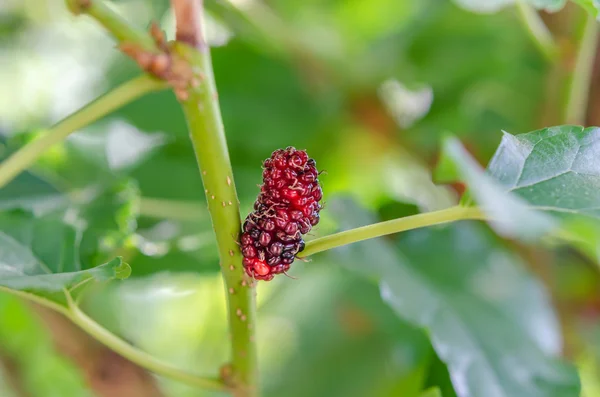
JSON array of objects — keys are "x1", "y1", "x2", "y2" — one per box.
[{"x1": 241, "y1": 147, "x2": 323, "y2": 281}]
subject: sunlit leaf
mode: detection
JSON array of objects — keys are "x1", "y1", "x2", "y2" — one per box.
[
  {"x1": 438, "y1": 135, "x2": 556, "y2": 240},
  {"x1": 486, "y1": 126, "x2": 600, "y2": 258},
  {"x1": 437, "y1": 127, "x2": 600, "y2": 259}
]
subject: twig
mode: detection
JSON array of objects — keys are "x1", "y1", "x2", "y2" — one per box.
[
  {"x1": 300, "y1": 206, "x2": 486, "y2": 257},
  {"x1": 0, "y1": 75, "x2": 166, "y2": 189}
]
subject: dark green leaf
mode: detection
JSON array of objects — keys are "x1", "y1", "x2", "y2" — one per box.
[
  {"x1": 327, "y1": 198, "x2": 580, "y2": 397},
  {"x1": 78, "y1": 179, "x2": 140, "y2": 267},
  {"x1": 0, "y1": 211, "x2": 126, "y2": 305},
  {"x1": 0, "y1": 178, "x2": 135, "y2": 306},
  {"x1": 0, "y1": 172, "x2": 66, "y2": 214}
]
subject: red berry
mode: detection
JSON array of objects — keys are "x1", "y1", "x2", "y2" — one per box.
[{"x1": 240, "y1": 147, "x2": 323, "y2": 281}]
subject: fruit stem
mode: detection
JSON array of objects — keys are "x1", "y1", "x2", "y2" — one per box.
[
  {"x1": 300, "y1": 206, "x2": 486, "y2": 257},
  {"x1": 0, "y1": 74, "x2": 166, "y2": 189},
  {"x1": 170, "y1": 1, "x2": 258, "y2": 395},
  {"x1": 563, "y1": 10, "x2": 598, "y2": 125}
]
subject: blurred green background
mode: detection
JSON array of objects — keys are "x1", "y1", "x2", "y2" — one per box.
[{"x1": 0, "y1": 0, "x2": 599, "y2": 396}]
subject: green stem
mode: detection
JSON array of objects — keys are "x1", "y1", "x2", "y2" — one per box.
[
  {"x1": 65, "y1": 0, "x2": 157, "y2": 51},
  {"x1": 301, "y1": 206, "x2": 486, "y2": 257},
  {"x1": 0, "y1": 75, "x2": 166, "y2": 190},
  {"x1": 515, "y1": 0, "x2": 558, "y2": 62},
  {"x1": 172, "y1": 29, "x2": 258, "y2": 397},
  {"x1": 564, "y1": 12, "x2": 598, "y2": 125},
  {"x1": 139, "y1": 197, "x2": 206, "y2": 221},
  {"x1": 64, "y1": 293, "x2": 227, "y2": 392}
]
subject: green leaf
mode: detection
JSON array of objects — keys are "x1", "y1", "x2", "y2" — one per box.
[
  {"x1": 452, "y1": 0, "x2": 565, "y2": 13},
  {"x1": 0, "y1": 171, "x2": 66, "y2": 214},
  {"x1": 441, "y1": 135, "x2": 556, "y2": 240},
  {"x1": 0, "y1": 184, "x2": 134, "y2": 306},
  {"x1": 0, "y1": 211, "x2": 126, "y2": 305},
  {"x1": 486, "y1": 126, "x2": 600, "y2": 258},
  {"x1": 327, "y1": 198, "x2": 580, "y2": 397},
  {"x1": 438, "y1": 127, "x2": 600, "y2": 258},
  {"x1": 77, "y1": 179, "x2": 140, "y2": 267}
]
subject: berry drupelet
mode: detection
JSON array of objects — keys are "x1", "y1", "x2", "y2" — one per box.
[{"x1": 240, "y1": 147, "x2": 323, "y2": 281}]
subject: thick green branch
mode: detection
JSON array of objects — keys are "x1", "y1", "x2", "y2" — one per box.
[
  {"x1": 564, "y1": 12, "x2": 598, "y2": 124},
  {"x1": 301, "y1": 206, "x2": 486, "y2": 257},
  {"x1": 66, "y1": 0, "x2": 157, "y2": 51},
  {"x1": 170, "y1": 5, "x2": 258, "y2": 395},
  {"x1": 0, "y1": 75, "x2": 166, "y2": 189},
  {"x1": 515, "y1": 0, "x2": 557, "y2": 62}
]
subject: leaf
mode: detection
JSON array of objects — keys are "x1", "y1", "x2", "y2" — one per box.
[
  {"x1": 327, "y1": 198, "x2": 580, "y2": 397},
  {"x1": 77, "y1": 179, "x2": 140, "y2": 267},
  {"x1": 452, "y1": 0, "x2": 565, "y2": 13},
  {"x1": 0, "y1": 171, "x2": 66, "y2": 214},
  {"x1": 486, "y1": 126, "x2": 600, "y2": 257},
  {"x1": 0, "y1": 180, "x2": 134, "y2": 306},
  {"x1": 0, "y1": 210, "x2": 127, "y2": 305},
  {"x1": 440, "y1": 135, "x2": 556, "y2": 240}
]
